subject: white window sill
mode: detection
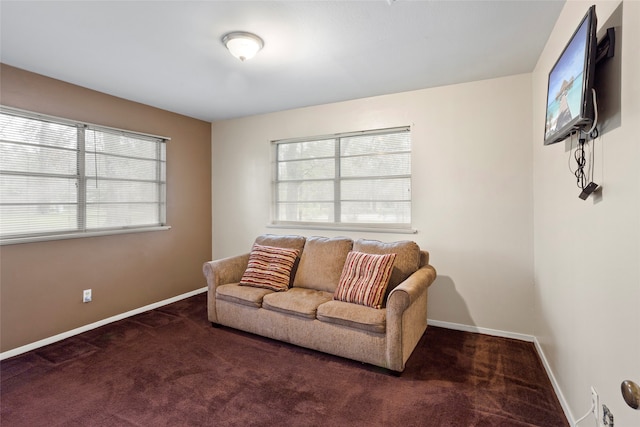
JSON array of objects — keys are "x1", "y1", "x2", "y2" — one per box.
[
  {"x1": 267, "y1": 223, "x2": 417, "y2": 235},
  {"x1": 0, "y1": 225, "x2": 172, "y2": 246}
]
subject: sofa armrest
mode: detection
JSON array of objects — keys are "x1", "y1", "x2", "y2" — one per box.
[
  {"x1": 387, "y1": 264, "x2": 436, "y2": 311},
  {"x1": 385, "y1": 264, "x2": 436, "y2": 371},
  {"x1": 203, "y1": 254, "x2": 250, "y2": 289},
  {"x1": 203, "y1": 253, "x2": 250, "y2": 323}
]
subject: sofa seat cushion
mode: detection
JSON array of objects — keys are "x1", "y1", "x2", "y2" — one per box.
[
  {"x1": 262, "y1": 288, "x2": 333, "y2": 319},
  {"x1": 216, "y1": 283, "x2": 274, "y2": 308},
  {"x1": 316, "y1": 300, "x2": 386, "y2": 334}
]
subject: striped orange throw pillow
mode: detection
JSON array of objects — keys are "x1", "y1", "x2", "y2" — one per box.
[
  {"x1": 334, "y1": 251, "x2": 397, "y2": 309},
  {"x1": 240, "y1": 244, "x2": 300, "y2": 292}
]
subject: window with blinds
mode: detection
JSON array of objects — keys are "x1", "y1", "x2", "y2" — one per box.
[
  {"x1": 0, "y1": 107, "x2": 168, "y2": 243},
  {"x1": 273, "y1": 127, "x2": 411, "y2": 230}
]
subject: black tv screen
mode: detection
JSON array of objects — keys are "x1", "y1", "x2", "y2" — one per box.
[{"x1": 544, "y1": 5, "x2": 597, "y2": 145}]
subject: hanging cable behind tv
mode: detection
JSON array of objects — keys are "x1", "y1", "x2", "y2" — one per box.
[{"x1": 576, "y1": 89, "x2": 599, "y2": 200}]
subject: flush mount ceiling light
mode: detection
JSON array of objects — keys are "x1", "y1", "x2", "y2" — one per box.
[{"x1": 222, "y1": 31, "x2": 264, "y2": 62}]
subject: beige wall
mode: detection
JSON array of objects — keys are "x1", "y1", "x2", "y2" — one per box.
[
  {"x1": 211, "y1": 73, "x2": 535, "y2": 335},
  {"x1": 0, "y1": 64, "x2": 212, "y2": 352},
  {"x1": 532, "y1": 1, "x2": 639, "y2": 425}
]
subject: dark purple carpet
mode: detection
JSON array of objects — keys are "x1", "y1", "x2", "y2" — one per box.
[{"x1": 1, "y1": 293, "x2": 568, "y2": 426}]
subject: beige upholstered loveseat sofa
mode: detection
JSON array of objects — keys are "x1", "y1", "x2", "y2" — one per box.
[{"x1": 203, "y1": 234, "x2": 437, "y2": 372}]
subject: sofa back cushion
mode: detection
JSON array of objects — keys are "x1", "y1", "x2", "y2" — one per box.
[
  {"x1": 293, "y1": 236, "x2": 353, "y2": 293},
  {"x1": 352, "y1": 239, "x2": 421, "y2": 292},
  {"x1": 254, "y1": 234, "x2": 306, "y2": 253}
]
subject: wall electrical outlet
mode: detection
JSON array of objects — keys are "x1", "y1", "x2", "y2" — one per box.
[
  {"x1": 82, "y1": 289, "x2": 92, "y2": 303},
  {"x1": 591, "y1": 386, "x2": 600, "y2": 423}
]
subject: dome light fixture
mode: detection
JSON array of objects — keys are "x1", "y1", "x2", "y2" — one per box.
[{"x1": 222, "y1": 31, "x2": 264, "y2": 62}]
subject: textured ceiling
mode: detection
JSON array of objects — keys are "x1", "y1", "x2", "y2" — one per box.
[{"x1": 0, "y1": 1, "x2": 564, "y2": 121}]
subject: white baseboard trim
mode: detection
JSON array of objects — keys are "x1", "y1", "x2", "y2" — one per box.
[
  {"x1": 0, "y1": 287, "x2": 207, "y2": 361},
  {"x1": 427, "y1": 319, "x2": 572, "y2": 426},
  {"x1": 532, "y1": 336, "x2": 574, "y2": 425},
  {"x1": 427, "y1": 319, "x2": 535, "y2": 342}
]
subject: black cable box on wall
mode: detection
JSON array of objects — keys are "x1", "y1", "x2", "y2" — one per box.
[{"x1": 579, "y1": 182, "x2": 599, "y2": 200}]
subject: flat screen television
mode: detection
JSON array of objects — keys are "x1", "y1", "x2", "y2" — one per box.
[{"x1": 544, "y1": 5, "x2": 598, "y2": 145}]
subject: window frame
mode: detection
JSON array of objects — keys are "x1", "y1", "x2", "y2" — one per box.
[
  {"x1": 270, "y1": 126, "x2": 416, "y2": 234},
  {"x1": 0, "y1": 106, "x2": 170, "y2": 245}
]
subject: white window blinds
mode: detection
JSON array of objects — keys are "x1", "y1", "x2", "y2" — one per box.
[
  {"x1": 0, "y1": 107, "x2": 167, "y2": 242},
  {"x1": 273, "y1": 127, "x2": 411, "y2": 230}
]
